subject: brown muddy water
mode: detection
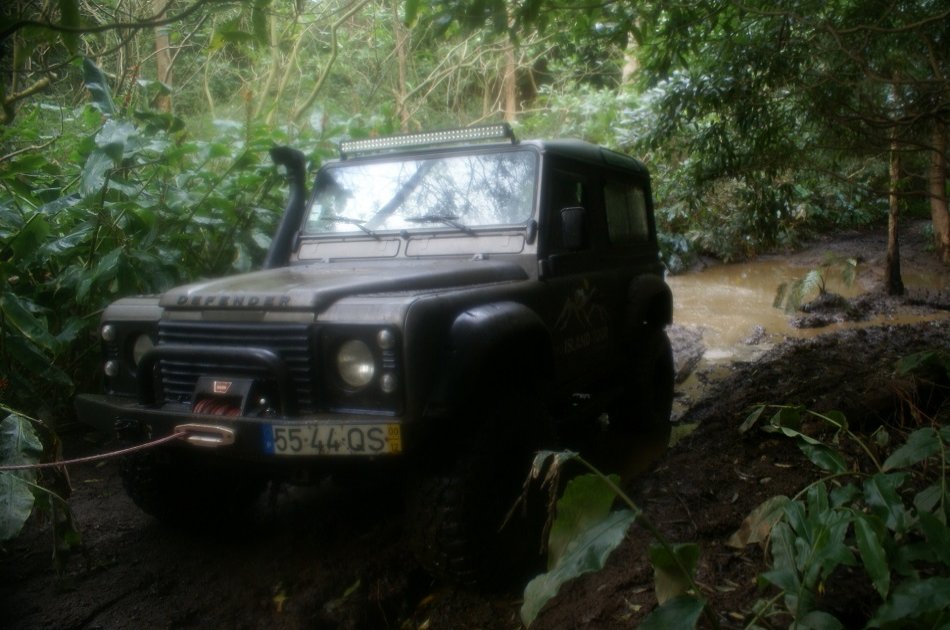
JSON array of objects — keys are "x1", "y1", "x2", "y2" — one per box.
[
  {"x1": 669, "y1": 258, "x2": 947, "y2": 360},
  {"x1": 667, "y1": 257, "x2": 948, "y2": 421}
]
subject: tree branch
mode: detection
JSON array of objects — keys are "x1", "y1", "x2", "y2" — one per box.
[
  {"x1": 0, "y1": 0, "x2": 236, "y2": 43},
  {"x1": 291, "y1": 0, "x2": 374, "y2": 125},
  {"x1": 1, "y1": 77, "x2": 52, "y2": 125}
]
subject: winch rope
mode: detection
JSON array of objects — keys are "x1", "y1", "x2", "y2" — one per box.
[{"x1": 0, "y1": 431, "x2": 187, "y2": 472}]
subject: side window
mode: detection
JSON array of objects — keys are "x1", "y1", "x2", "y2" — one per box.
[
  {"x1": 551, "y1": 174, "x2": 586, "y2": 212},
  {"x1": 550, "y1": 171, "x2": 591, "y2": 251},
  {"x1": 604, "y1": 180, "x2": 650, "y2": 244}
]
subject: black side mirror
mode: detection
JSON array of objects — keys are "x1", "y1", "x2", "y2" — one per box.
[{"x1": 560, "y1": 206, "x2": 587, "y2": 250}]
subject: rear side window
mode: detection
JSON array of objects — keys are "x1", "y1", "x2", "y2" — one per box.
[{"x1": 604, "y1": 180, "x2": 650, "y2": 244}]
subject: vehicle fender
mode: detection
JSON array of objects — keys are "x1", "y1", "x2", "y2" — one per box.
[
  {"x1": 430, "y1": 302, "x2": 552, "y2": 412},
  {"x1": 626, "y1": 274, "x2": 673, "y2": 330}
]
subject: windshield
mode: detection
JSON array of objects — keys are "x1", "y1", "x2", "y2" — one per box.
[{"x1": 304, "y1": 150, "x2": 537, "y2": 235}]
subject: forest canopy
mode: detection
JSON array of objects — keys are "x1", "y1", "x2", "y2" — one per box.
[{"x1": 0, "y1": 0, "x2": 948, "y2": 416}]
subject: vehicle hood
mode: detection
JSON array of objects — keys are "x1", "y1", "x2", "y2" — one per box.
[{"x1": 161, "y1": 259, "x2": 528, "y2": 312}]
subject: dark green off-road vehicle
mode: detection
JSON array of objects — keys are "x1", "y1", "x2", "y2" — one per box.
[{"x1": 76, "y1": 124, "x2": 673, "y2": 583}]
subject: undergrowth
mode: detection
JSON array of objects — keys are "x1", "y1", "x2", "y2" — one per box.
[{"x1": 526, "y1": 348, "x2": 949, "y2": 628}]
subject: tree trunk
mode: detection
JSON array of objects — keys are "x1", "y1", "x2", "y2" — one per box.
[
  {"x1": 621, "y1": 37, "x2": 639, "y2": 85},
  {"x1": 930, "y1": 121, "x2": 950, "y2": 265},
  {"x1": 392, "y1": 0, "x2": 410, "y2": 132},
  {"x1": 502, "y1": 38, "x2": 517, "y2": 122},
  {"x1": 886, "y1": 131, "x2": 905, "y2": 295},
  {"x1": 153, "y1": 0, "x2": 172, "y2": 112}
]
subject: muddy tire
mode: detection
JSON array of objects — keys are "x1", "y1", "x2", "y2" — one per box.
[
  {"x1": 612, "y1": 328, "x2": 674, "y2": 430},
  {"x1": 408, "y1": 392, "x2": 548, "y2": 587},
  {"x1": 120, "y1": 447, "x2": 266, "y2": 524}
]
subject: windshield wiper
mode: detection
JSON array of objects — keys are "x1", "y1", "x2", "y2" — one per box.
[
  {"x1": 320, "y1": 215, "x2": 380, "y2": 240},
  {"x1": 405, "y1": 214, "x2": 476, "y2": 236}
]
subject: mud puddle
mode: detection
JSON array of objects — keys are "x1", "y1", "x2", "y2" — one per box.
[{"x1": 668, "y1": 255, "x2": 948, "y2": 421}]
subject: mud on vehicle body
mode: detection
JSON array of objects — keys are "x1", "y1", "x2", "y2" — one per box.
[{"x1": 76, "y1": 124, "x2": 673, "y2": 584}]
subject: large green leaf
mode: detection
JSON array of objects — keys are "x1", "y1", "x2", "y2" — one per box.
[
  {"x1": 82, "y1": 57, "x2": 116, "y2": 115},
  {"x1": 80, "y1": 149, "x2": 114, "y2": 198},
  {"x1": 546, "y1": 472, "x2": 623, "y2": 568},
  {"x1": 6, "y1": 214, "x2": 50, "y2": 262},
  {"x1": 798, "y1": 442, "x2": 847, "y2": 473},
  {"x1": 639, "y1": 595, "x2": 706, "y2": 630},
  {"x1": 868, "y1": 577, "x2": 950, "y2": 628},
  {"x1": 918, "y1": 511, "x2": 950, "y2": 567},
  {"x1": 521, "y1": 472, "x2": 637, "y2": 629},
  {"x1": 854, "y1": 513, "x2": 890, "y2": 598},
  {"x1": 0, "y1": 472, "x2": 35, "y2": 541},
  {"x1": 0, "y1": 414, "x2": 43, "y2": 541},
  {"x1": 0, "y1": 291, "x2": 57, "y2": 352},
  {"x1": 882, "y1": 428, "x2": 940, "y2": 471},
  {"x1": 864, "y1": 473, "x2": 911, "y2": 534},
  {"x1": 650, "y1": 542, "x2": 699, "y2": 604}
]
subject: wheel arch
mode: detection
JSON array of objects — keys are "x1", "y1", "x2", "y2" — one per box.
[
  {"x1": 627, "y1": 274, "x2": 673, "y2": 330},
  {"x1": 428, "y1": 301, "x2": 553, "y2": 414}
]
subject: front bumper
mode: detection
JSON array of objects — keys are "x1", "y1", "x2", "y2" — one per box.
[{"x1": 75, "y1": 394, "x2": 403, "y2": 460}]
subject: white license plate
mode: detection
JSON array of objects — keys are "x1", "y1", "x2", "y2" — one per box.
[{"x1": 263, "y1": 423, "x2": 402, "y2": 456}]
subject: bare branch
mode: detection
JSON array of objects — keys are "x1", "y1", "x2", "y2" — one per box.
[
  {"x1": 1, "y1": 77, "x2": 52, "y2": 125},
  {"x1": 0, "y1": 0, "x2": 236, "y2": 43}
]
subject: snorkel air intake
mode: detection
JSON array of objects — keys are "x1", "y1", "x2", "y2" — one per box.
[{"x1": 264, "y1": 146, "x2": 308, "y2": 269}]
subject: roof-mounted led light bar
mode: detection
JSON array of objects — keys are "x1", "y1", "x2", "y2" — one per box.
[{"x1": 339, "y1": 124, "x2": 517, "y2": 158}]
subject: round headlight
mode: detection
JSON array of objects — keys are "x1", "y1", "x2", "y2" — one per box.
[
  {"x1": 104, "y1": 360, "x2": 119, "y2": 377},
  {"x1": 101, "y1": 324, "x2": 116, "y2": 342},
  {"x1": 132, "y1": 334, "x2": 154, "y2": 366},
  {"x1": 337, "y1": 340, "x2": 375, "y2": 388}
]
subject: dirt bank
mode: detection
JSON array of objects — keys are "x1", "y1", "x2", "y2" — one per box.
[{"x1": 2, "y1": 222, "x2": 947, "y2": 629}]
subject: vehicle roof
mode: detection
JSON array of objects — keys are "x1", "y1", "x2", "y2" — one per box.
[{"x1": 334, "y1": 138, "x2": 649, "y2": 176}]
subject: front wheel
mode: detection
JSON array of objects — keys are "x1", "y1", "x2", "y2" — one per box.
[{"x1": 407, "y1": 391, "x2": 549, "y2": 587}]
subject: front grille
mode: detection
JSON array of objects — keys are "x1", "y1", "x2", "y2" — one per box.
[{"x1": 157, "y1": 321, "x2": 316, "y2": 412}]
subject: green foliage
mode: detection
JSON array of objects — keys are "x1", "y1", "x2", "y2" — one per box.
[
  {"x1": 0, "y1": 58, "x2": 326, "y2": 416},
  {"x1": 521, "y1": 451, "x2": 710, "y2": 628},
  {"x1": 773, "y1": 256, "x2": 858, "y2": 313},
  {"x1": 522, "y1": 470, "x2": 638, "y2": 626},
  {"x1": 0, "y1": 407, "x2": 80, "y2": 568},
  {"x1": 737, "y1": 399, "x2": 950, "y2": 628},
  {"x1": 0, "y1": 411, "x2": 43, "y2": 541}
]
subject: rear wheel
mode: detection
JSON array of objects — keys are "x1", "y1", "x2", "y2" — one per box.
[{"x1": 612, "y1": 327, "x2": 674, "y2": 430}]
